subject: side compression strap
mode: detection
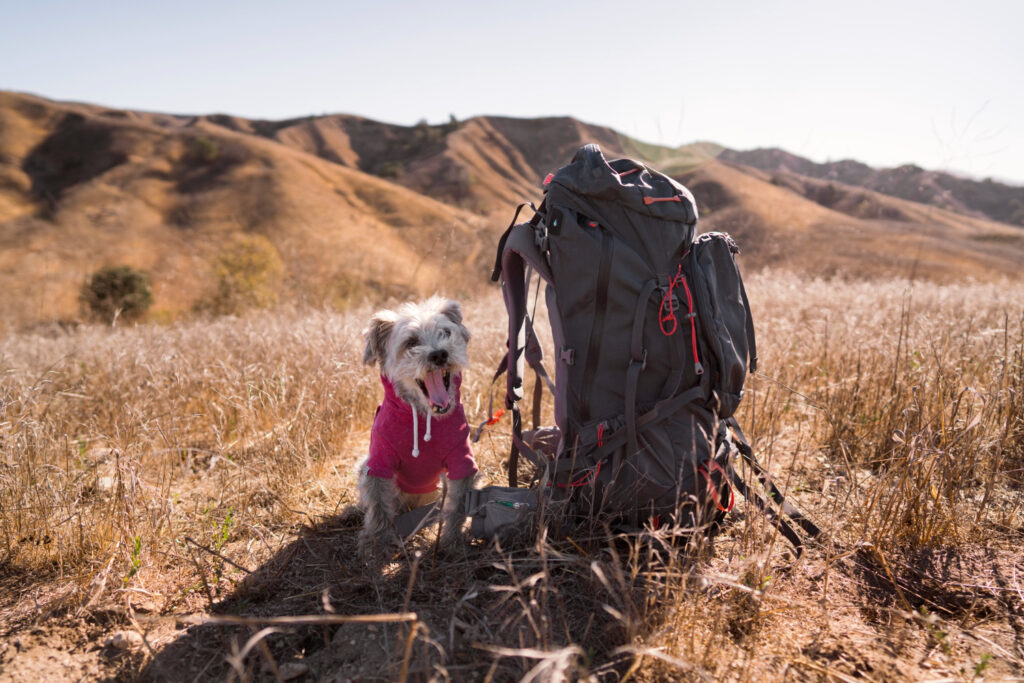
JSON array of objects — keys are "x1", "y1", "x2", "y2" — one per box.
[
  {"x1": 727, "y1": 469, "x2": 805, "y2": 554},
  {"x1": 727, "y1": 417, "x2": 821, "y2": 540}
]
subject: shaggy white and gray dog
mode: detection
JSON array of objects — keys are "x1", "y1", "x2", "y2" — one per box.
[{"x1": 357, "y1": 297, "x2": 478, "y2": 557}]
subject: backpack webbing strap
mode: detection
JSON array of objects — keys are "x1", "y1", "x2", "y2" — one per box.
[
  {"x1": 578, "y1": 230, "x2": 615, "y2": 424},
  {"x1": 625, "y1": 279, "x2": 660, "y2": 455},
  {"x1": 739, "y1": 279, "x2": 758, "y2": 373},
  {"x1": 726, "y1": 469, "x2": 806, "y2": 554},
  {"x1": 471, "y1": 351, "x2": 509, "y2": 443},
  {"x1": 726, "y1": 418, "x2": 822, "y2": 545},
  {"x1": 525, "y1": 315, "x2": 556, "y2": 395},
  {"x1": 498, "y1": 220, "x2": 555, "y2": 487},
  {"x1": 508, "y1": 406, "x2": 545, "y2": 487},
  {"x1": 393, "y1": 500, "x2": 440, "y2": 538},
  {"x1": 491, "y1": 202, "x2": 536, "y2": 282},
  {"x1": 531, "y1": 368, "x2": 543, "y2": 430},
  {"x1": 550, "y1": 384, "x2": 707, "y2": 477}
]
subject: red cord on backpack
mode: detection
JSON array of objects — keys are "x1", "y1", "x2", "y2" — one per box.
[
  {"x1": 698, "y1": 460, "x2": 735, "y2": 512},
  {"x1": 553, "y1": 461, "x2": 602, "y2": 488},
  {"x1": 659, "y1": 264, "x2": 703, "y2": 374},
  {"x1": 659, "y1": 266, "x2": 681, "y2": 336}
]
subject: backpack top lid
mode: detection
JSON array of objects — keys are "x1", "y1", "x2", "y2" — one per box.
[{"x1": 549, "y1": 144, "x2": 699, "y2": 226}]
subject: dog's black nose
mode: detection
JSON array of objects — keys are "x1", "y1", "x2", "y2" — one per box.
[{"x1": 428, "y1": 349, "x2": 449, "y2": 366}]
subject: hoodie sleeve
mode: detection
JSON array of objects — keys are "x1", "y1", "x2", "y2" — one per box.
[
  {"x1": 444, "y1": 429, "x2": 478, "y2": 482},
  {"x1": 366, "y1": 430, "x2": 399, "y2": 479}
]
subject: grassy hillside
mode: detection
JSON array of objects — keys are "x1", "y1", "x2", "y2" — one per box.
[
  {"x1": 680, "y1": 160, "x2": 1024, "y2": 279},
  {"x1": 0, "y1": 92, "x2": 490, "y2": 327},
  {"x1": 2, "y1": 89, "x2": 1023, "y2": 332},
  {"x1": 1, "y1": 274, "x2": 1021, "y2": 680}
]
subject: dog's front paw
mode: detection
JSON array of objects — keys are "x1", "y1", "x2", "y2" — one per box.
[
  {"x1": 437, "y1": 517, "x2": 470, "y2": 556},
  {"x1": 358, "y1": 527, "x2": 403, "y2": 564}
]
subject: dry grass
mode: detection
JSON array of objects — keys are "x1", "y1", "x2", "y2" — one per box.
[{"x1": 1, "y1": 273, "x2": 1022, "y2": 681}]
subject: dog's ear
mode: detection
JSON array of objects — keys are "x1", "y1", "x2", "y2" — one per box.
[
  {"x1": 363, "y1": 310, "x2": 398, "y2": 366},
  {"x1": 438, "y1": 299, "x2": 471, "y2": 343},
  {"x1": 437, "y1": 298, "x2": 463, "y2": 326}
]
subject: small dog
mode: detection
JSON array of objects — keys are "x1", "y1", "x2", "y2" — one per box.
[{"x1": 357, "y1": 297, "x2": 478, "y2": 556}]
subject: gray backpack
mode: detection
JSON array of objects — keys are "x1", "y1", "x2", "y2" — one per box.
[{"x1": 486, "y1": 144, "x2": 819, "y2": 549}]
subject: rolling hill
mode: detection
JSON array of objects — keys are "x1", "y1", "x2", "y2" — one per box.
[
  {"x1": 720, "y1": 147, "x2": 1024, "y2": 227},
  {"x1": 1, "y1": 90, "x2": 1022, "y2": 327}
]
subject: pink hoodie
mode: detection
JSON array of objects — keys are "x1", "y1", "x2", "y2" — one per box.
[{"x1": 366, "y1": 374, "x2": 477, "y2": 494}]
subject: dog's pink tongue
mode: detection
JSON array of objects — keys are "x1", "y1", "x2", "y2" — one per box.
[{"x1": 423, "y1": 370, "x2": 450, "y2": 410}]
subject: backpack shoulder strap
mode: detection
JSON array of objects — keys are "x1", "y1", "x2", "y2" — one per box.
[{"x1": 495, "y1": 214, "x2": 555, "y2": 486}]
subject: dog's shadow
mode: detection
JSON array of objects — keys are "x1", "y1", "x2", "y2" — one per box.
[
  {"x1": 139, "y1": 509, "x2": 441, "y2": 681},
  {"x1": 139, "y1": 508, "x2": 571, "y2": 682},
  {"x1": 138, "y1": 505, "x2": 640, "y2": 682}
]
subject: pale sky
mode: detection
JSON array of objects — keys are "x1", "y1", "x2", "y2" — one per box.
[{"x1": 2, "y1": 0, "x2": 1021, "y2": 183}]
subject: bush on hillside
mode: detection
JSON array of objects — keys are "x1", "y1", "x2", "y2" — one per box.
[
  {"x1": 80, "y1": 265, "x2": 153, "y2": 323},
  {"x1": 186, "y1": 136, "x2": 219, "y2": 164},
  {"x1": 199, "y1": 234, "x2": 285, "y2": 315}
]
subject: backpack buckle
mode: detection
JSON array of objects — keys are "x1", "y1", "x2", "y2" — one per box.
[
  {"x1": 630, "y1": 349, "x2": 647, "y2": 371},
  {"x1": 534, "y1": 225, "x2": 549, "y2": 252},
  {"x1": 560, "y1": 347, "x2": 575, "y2": 365}
]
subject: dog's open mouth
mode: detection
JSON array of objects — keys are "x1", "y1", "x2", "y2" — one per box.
[{"x1": 417, "y1": 370, "x2": 452, "y2": 414}]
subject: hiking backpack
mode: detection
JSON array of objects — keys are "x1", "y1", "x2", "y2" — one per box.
[{"x1": 483, "y1": 144, "x2": 820, "y2": 549}]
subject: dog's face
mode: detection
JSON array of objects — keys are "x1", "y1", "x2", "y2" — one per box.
[{"x1": 363, "y1": 297, "x2": 471, "y2": 417}]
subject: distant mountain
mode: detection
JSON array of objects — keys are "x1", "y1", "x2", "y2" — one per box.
[
  {"x1": 2, "y1": 91, "x2": 1022, "y2": 327},
  {"x1": 719, "y1": 148, "x2": 1024, "y2": 227}
]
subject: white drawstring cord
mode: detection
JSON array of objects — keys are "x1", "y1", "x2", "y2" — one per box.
[
  {"x1": 425, "y1": 410, "x2": 432, "y2": 443},
  {"x1": 411, "y1": 409, "x2": 420, "y2": 457}
]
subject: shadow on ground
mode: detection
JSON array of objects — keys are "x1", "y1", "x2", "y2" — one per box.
[{"x1": 139, "y1": 511, "x2": 633, "y2": 682}]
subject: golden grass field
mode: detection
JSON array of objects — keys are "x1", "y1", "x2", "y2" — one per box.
[{"x1": 1, "y1": 271, "x2": 1022, "y2": 681}]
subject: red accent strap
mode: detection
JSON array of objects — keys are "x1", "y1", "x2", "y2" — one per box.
[
  {"x1": 698, "y1": 461, "x2": 735, "y2": 512},
  {"x1": 485, "y1": 408, "x2": 505, "y2": 426},
  {"x1": 618, "y1": 167, "x2": 640, "y2": 177},
  {"x1": 658, "y1": 264, "x2": 682, "y2": 336},
  {"x1": 651, "y1": 514, "x2": 661, "y2": 529},
  {"x1": 643, "y1": 195, "x2": 681, "y2": 205},
  {"x1": 658, "y1": 264, "x2": 702, "y2": 373},
  {"x1": 554, "y1": 461, "x2": 602, "y2": 488},
  {"x1": 543, "y1": 173, "x2": 554, "y2": 186},
  {"x1": 597, "y1": 422, "x2": 606, "y2": 447},
  {"x1": 678, "y1": 273, "x2": 701, "y2": 374}
]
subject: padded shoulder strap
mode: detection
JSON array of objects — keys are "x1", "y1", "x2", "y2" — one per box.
[
  {"x1": 500, "y1": 222, "x2": 554, "y2": 409},
  {"x1": 499, "y1": 222, "x2": 555, "y2": 485}
]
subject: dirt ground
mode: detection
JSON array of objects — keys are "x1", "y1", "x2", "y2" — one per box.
[{"x1": 3, "y1": 503, "x2": 1022, "y2": 681}]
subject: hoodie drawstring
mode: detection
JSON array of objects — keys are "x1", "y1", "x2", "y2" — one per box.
[
  {"x1": 411, "y1": 409, "x2": 432, "y2": 458},
  {"x1": 411, "y1": 410, "x2": 420, "y2": 457}
]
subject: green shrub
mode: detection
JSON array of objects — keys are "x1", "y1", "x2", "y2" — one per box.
[
  {"x1": 186, "y1": 136, "x2": 219, "y2": 164},
  {"x1": 80, "y1": 265, "x2": 153, "y2": 323},
  {"x1": 372, "y1": 161, "x2": 403, "y2": 179},
  {"x1": 200, "y1": 234, "x2": 285, "y2": 315}
]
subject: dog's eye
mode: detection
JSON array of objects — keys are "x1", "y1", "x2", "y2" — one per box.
[
  {"x1": 402, "y1": 335, "x2": 420, "y2": 352},
  {"x1": 439, "y1": 328, "x2": 451, "y2": 339}
]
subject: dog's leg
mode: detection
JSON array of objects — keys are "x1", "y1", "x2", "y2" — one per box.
[
  {"x1": 438, "y1": 472, "x2": 478, "y2": 550},
  {"x1": 357, "y1": 461, "x2": 403, "y2": 558}
]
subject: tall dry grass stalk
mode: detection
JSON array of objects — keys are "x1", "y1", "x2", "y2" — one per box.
[{"x1": 1, "y1": 273, "x2": 1022, "y2": 680}]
